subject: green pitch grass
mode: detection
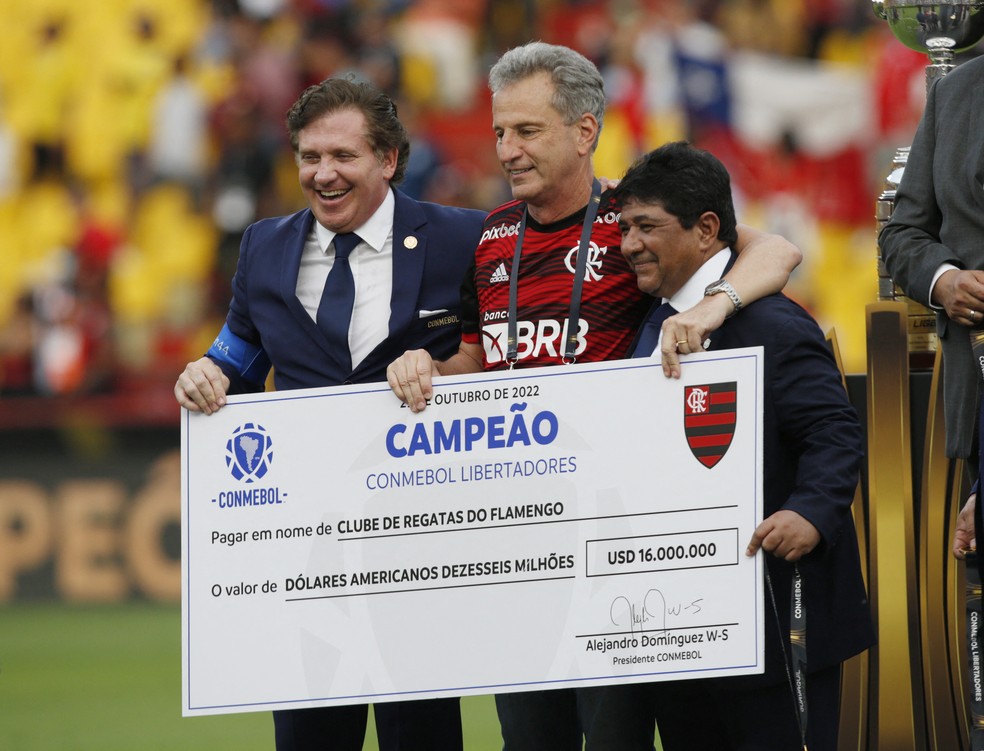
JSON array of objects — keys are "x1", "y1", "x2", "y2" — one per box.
[{"x1": 0, "y1": 603, "x2": 503, "y2": 751}]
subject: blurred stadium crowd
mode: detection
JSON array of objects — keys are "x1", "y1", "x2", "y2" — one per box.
[{"x1": 0, "y1": 0, "x2": 938, "y2": 418}]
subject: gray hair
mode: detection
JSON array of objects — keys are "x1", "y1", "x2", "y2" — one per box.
[{"x1": 489, "y1": 42, "x2": 606, "y2": 150}]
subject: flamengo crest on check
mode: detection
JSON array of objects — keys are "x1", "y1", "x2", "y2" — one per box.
[{"x1": 684, "y1": 382, "x2": 737, "y2": 469}]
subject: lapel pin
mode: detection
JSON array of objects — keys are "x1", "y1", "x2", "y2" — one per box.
[{"x1": 404, "y1": 236, "x2": 418, "y2": 249}]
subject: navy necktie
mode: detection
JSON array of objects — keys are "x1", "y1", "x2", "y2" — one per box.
[
  {"x1": 317, "y1": 232, "x2": 361, "y2": 371},
  {"x1": 631, "y1": 302, "x2": 676, "y2": 358}
]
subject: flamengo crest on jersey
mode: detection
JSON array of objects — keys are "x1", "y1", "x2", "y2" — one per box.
[{"x1": 564, "y1": 241, "x2": 608, "y2": 281}]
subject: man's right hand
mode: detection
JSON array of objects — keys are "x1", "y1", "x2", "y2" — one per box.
[
  {"x1": 659, "y1": 294, "x2": 732, "y2": 378},
  {"x1": 933, "y1": 269, "x2": 984, "y2": 327},
  {"x1": 174, "y1": 357, "x2": 230, "y2": 415},
  {"x1": 387, "y1": 349, "x2": 438, "y2": 413}
]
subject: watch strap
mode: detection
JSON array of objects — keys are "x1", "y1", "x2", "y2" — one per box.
[{"x1": 705, "y1": 279, "x2": 742, "y2": 317}]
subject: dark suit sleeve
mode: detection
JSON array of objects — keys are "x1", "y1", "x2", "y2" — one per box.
[
  {"x1": 207, "y1": 223, "x2": 270, "y2": 395},
  {"x1": 878, "y1": 74, "x2": 962, "y2": 307},
  {"x1": 460, "y1": 258, "x2": 478, "y2": 340},
  {"x1": 767, "y1": 311, "x2": 863, "y2": 548}
]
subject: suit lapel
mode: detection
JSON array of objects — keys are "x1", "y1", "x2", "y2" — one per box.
[
  {"x1": 973, "y1": 74, "x2": 984, "y2": 202},
  {"x1": 281, "y1": 209, "x2": 352, "y2": 376},
  {"x1": 389, "y1": 190, "x2": 427, "y2": 337},
  {"x1": 350, "y1": 190, "x2": 427, "y2": 381},
  {"x1": 280, "y1": 210, "x2": 314, "y2": 328}
]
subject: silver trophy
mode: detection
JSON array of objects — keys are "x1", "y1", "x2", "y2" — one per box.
[
  {"x1": 873, "y1": 1, "x2": 984, "y2": 365},
  {"x1": 873, "y1": 1, "x2": 984, "y2": 85}
]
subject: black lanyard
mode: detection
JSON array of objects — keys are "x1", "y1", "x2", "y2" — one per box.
[
  {"x1": 964, "y1": 550, "x2": 984, "y2": 750},
  {"x1": 506, "y1": 179, "x2": 602, "y2": 366},
  {"x1": 766, "y1": 564, "x2": 808, "y2": 750}
]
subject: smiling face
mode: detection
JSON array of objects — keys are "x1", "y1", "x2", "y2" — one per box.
[
  {"x1": 296, "y1": 107, "x2": 397, "y2": 233},
  {"x1": 619, "y1": 198, "x2": 717, "y2": 299},
  {"x1": 492, "y1": 71, "x2": 597, "y2": 223}
]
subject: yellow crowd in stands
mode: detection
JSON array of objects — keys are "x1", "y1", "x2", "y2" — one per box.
[{"x1": 0, "y1": 0, "x2": 909, "y2": 389}]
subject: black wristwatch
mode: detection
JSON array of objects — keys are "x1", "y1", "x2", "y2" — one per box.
[{"x1": 704, "y1": 279, "x2": 743, "y2": 318}]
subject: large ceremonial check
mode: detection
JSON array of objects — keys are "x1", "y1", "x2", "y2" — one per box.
[{"x1": 181, "y1": 347, "x2": 765, "y2": 717}]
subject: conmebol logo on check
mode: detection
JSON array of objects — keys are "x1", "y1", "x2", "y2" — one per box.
[
  {"x1": 226, "y1": 423, "x2": 274, "y2": 483},
  {"x1": 683, "y1": 382, "x2": 737, "y2": 469}
]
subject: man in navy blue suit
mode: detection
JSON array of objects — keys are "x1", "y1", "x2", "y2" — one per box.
[
  {"x1": 174, "y1": 78, "x2": 485, "y2": 750},
  {"x1": 581, "y1": 142, "x2": 874, "y2": 751}
]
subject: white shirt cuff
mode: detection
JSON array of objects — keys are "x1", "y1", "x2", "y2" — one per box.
[{"x1": 929, "y1": 263, "x2": 960, "y2": 310}]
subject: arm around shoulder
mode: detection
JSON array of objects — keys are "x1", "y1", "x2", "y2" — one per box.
[
  {"x1": 727, "y1": 224, "x2": 801, "y2": 305},
  {"x1": 657, "y1": 226, "x2": 801, "y2": 378}
]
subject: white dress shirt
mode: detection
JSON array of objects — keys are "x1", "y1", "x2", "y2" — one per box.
[
  {"x1": 295, "y1": 189, "x2": 395, "y2": 368},
  {"x1": 647, "y1": 248, "x2": 732, "y2": 355}
]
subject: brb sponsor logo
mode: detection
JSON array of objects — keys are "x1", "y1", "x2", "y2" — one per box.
[
  {"x1": 481, "y1": 319, "x2": 589, "y2": 365},
  {"x1": 215, "y1": 423, "x2": 285, "y2": 509}
]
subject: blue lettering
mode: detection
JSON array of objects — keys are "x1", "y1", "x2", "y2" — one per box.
[
  {"x1": 464, "y1": 417, "x2": 485, "y2": 450},
  {"x1": 385, "y1": 408, "x2": 560, "y2": 459},
  {"x1": 507, "y1": 412, "x2": 531, "y2": 446},
  {"x1": 408, "y1": 423, "x2": 432, "y2": 455},
  {"x1": 487, "y1": 415, "x2": 505, "y2": 448},
  {"x1": 433, "y1": 420, "x2": 460, "y2": 453},
  {"x1": 386, "y1": 424, "x2": 407, "y2": 458},
  {"x1": 533, "y1": 411, "x2": 559, "y2": 444}
]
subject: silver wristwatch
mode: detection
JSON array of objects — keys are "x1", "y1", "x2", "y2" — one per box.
[{"x1": 704, "y1": 279, "x2": 742, "y2": 318}]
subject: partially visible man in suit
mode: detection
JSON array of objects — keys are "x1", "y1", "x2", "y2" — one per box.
[
  {"x1": 174, "y1": 77, "x2": 485, "y2": 750},
  {"x1": 877, "y1": 55, "x2": 984, "y2": 562},
  {"x1": 587, "y1": 141, "x2": 874, "y2": 751}
]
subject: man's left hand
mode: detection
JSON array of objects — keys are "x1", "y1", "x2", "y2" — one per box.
[
  {"x1": 745, "y1": 510, "x2": 821, "y2": 562},
  {"x1": 932, "y1": 268, "x2": 984, "y2": 327},
  {"x1": 954, "y1": 493, "x2": 977, "y2": 559}
]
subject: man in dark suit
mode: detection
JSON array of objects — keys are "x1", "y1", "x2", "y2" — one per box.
[
  {"x1": 877, "y1": 54, "x2": 984, "y2": 560},
  {"x1": 581, "y1": 142, "x2": 874, "y2": 751},
  {"x1": 174, "y1": 78, "x2": 485, "y2": 750}
]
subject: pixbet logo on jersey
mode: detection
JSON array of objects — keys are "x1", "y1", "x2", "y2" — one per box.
[{"x1": 481, "y1": 319, "x2": 589, "y2": 365}]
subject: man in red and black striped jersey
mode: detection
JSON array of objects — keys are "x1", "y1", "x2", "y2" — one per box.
[
  {"x1": 464, "y1": 187, "x2": 648, "y2": 370},
  {"x1": 388, "y1": 42, "x2": 800, "y2": 415},
  {"x1": 386, "y1": 43, "x2": 803, "y2": 750}
]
